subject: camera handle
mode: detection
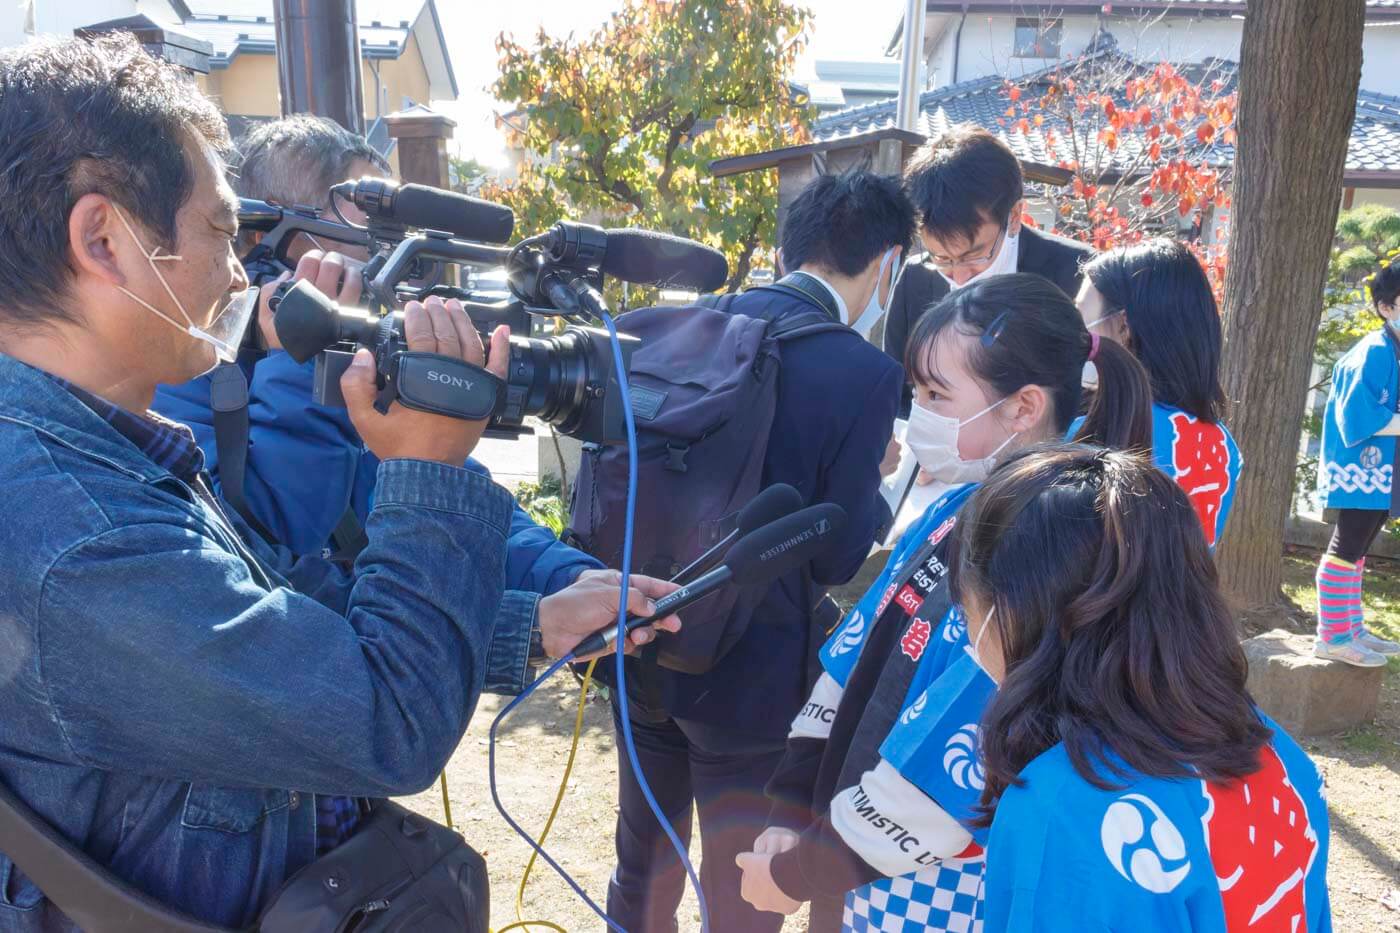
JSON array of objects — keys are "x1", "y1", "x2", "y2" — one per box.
[{"x1": 371, "y1": 349, "x2": 503, "y2": 421}]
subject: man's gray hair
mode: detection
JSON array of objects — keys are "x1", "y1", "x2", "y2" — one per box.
[{"x1": 234, "y1": 114, "x2": 388, "y2": 209}]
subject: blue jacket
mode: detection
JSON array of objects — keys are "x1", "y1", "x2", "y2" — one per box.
[
  {"x1": 1320, "y1": 327, "x2": 1400, "y2": 511},
  {"x1": 984, "y1": 718, "x2": 1330, "y2": 933},
  {"x1": 154, "y1": 351, "x2": 601, "y2": 604},
  {"x1": 654, "y1": 285, "x2": 904, "y2": 736},
  {"x1": 0, "y1": 353, "x2": 536, "y2": 930}
]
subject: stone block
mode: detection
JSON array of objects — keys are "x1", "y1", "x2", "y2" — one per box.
[{"x1": 1243, "y1": 628, "x2": 1385, "y2": 736}]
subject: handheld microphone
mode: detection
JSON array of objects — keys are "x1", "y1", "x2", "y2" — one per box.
[
  {"x1": 571, "y1": 502, "x2": 848, "y2": 657},
  {"x1": 544, "y1": 222, "x2": 729, "y2": 292},
  {"x1": 671, "y1": 484, "x2": 804, "y2": 585},
  {"x1": 342, "y1": 177, "x2": 515, "y2": 244}
]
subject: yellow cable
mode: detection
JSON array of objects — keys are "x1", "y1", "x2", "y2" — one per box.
[
  {"x1": 439, "y1": 771, "x2": 454, "y2": 830},
  {"x1": 490, "y1": 658, "x2": 597, "y2": 933}
]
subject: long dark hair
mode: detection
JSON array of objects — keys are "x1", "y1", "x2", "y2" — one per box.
[
  {"x1": 1083, "y1": 238, "x2": 1225, "y2": 423},
  {"x1": 905, "y1": 274, "x2": 1153, "y2": 450},
  {"x1": 949, "y1": 445, "x2": 1270, "y2": 824}
]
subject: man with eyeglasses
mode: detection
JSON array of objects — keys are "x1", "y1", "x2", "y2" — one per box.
[{"x1": 883, "y1": 125, "x2": 1092, "y2": 409}]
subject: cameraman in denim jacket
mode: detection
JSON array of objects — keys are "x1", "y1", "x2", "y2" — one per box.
[{"x1": 0, "y1": 35, "x2": 674, "y2": 931}]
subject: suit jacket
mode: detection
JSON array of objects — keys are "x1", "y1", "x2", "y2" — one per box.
[{"x1": 884, "y1": 226, "x2": 1094, "y2": 408}]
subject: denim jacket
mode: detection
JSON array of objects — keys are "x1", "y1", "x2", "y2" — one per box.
[{"x1": 0, "y1": 353, "x2": 535, "y2": 930}]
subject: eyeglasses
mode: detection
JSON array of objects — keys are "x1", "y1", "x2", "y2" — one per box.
[{"x1": 929, "y1": 226, "x2": 1006, "y2": 274}]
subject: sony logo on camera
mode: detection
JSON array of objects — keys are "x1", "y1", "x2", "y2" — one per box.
[{"x1": 426, "y1": 369, "x2": 475, "y2": 391}]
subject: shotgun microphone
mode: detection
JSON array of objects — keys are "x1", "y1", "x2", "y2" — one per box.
[
  {"x1": 571, "y1": 502, "x2": 848, "y2": 657},
  {"x1": 670, "y1": 484, "x2": 804, "y2": 586}
]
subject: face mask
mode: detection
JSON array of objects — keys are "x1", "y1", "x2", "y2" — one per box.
[
  {"x1": 967, "y1": 606, "x2": 998, "y2": 681},
  {"x1": 1085, "y1": 309, "x2": 1124, "y2": 332},
  {"x1": 936, "y1": 227, "x2": 1020, "y2": 292},
  {"x1": 905, "y1": 396, "x2": 1018, "y2": 483},
  {"x1": 849, "y1": 248, "x2": 904, "y2": 339},
  {"x1": 112, "y1": 207, "x2": 257, "y2": 365}
]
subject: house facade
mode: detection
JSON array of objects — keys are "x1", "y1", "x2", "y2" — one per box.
[
  {"x1": 0, "y1": 0, "x2": 456, "y2": 171},
  {"x1": 899, "y1": 1, "x2": 1400, "y2": 98},
  {"x1": 715, "y1": 1, "x2": 1400, "y2": 239}
]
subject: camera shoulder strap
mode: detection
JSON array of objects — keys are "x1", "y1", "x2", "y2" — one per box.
[
  {"x1": 210, "y1": 363, "x2": 278, "y2": 545},
  {"x1": 209, "y1": 363, "x2": 367, "y2": 559},
  {"x1": 0, "y1": 775, "x2": 227, "y2": 932}
]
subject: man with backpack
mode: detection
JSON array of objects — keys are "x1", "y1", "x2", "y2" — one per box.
[{"x1": 573, "y1": 170, "x2": 912, "y2": 932}]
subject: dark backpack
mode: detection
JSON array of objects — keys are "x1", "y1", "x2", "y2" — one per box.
[{"x1": 566, "y1": 282, "x2": 847, "y2": 676}]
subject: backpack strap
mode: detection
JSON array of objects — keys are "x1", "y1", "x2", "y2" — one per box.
[{"x1": 695, "y1": 292, "x2": 740, "y2": 314}]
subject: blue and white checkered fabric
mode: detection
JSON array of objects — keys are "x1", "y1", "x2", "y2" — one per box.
[{"x1": 843, "y1": 859, "x2": 985, "y2": 933}]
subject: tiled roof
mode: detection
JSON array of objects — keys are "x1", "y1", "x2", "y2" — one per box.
[{"x1": 814, "y1": 33, "x2": 1400, "y2": 178}]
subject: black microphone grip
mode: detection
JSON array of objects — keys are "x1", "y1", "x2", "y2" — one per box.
[{"x1": 569, "y1": 567, "x2": 733, "y2": 658}]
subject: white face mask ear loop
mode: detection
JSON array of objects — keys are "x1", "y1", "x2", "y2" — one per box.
[
  {"x1": 111, "y1": 205, "x2": 196, "y2": 331},
  {"x1": 885, "y1": 251, "x2": 905, "y2": 310}
]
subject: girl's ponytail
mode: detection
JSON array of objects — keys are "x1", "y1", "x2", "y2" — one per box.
[{"x1": 1074, "y1": 335, "x2": 1153, "y2": 451}]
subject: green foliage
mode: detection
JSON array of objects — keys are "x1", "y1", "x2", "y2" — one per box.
[
  {"x1": 514, "y1": 477, "x2": 569, "y2": 536},
  {"x1": 450, "y1": 156, "x2": 491, "y2": 196},
  {"x1": 1314, "y1": 205, "x2": 1400, "y2": 374},
  {"x1": 486, "y1": 0, "x2": 814, "y2": 302}
]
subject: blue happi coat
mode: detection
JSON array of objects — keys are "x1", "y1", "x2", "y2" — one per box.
[
  {"x1": 1320, "y1": 326, "x2": 1400, "y2": 511},
  {"x1": 819, "y1": 485, "x2": 994, "y2": 932},
  {"x1": 1073, "y1": 403, "x2": 1241, "y2": 547},
  {"x1": 983, "y1": 716, "x2": 1330, "y2": 933}
]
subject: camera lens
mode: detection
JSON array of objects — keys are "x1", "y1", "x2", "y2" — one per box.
[{"x1": 498, "y1": 331, "x2": 594, "y2": 436}]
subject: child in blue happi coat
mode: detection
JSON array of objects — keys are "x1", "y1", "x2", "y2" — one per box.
[
  {"x1": 955, "y1": 446, "x2": 1330, "y2": 933},
  {"x1": 1077, "y1": 239, "x2": 1242, "y2": 549},
  {"x1": 1314, "y1": 261, "x2": 1400, "y2": 667},
  {"x1": 734, "y1": 274, "x2": 1155, "y2": 933}
]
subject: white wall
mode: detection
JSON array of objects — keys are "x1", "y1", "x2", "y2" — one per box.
[
  {"x1": 1352, "y1": 187, "x2": 1400, "y2": 211},
  {"x1": 0, "y1": 0, "x2": 185, "y2": 50},
  {"x1": 925, "y1": 12, "x2": 1400, "y2": 98}
]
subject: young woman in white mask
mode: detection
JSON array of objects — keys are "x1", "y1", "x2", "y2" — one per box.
[
  {"x1": 1077, "y1": 239, "x2": 1242, "y2": 551},
  {"x1": 735, "y1": 273, "x2": 1153, "y2": 932}
]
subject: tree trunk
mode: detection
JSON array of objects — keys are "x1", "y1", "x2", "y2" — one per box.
[{"x1": 1216, "y1": 0, "x2": 1366, "y2": 608}]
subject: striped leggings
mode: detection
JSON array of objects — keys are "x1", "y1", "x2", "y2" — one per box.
[{"x1": 1317, "y1": 509, "x2": 1388, "y2": 644}]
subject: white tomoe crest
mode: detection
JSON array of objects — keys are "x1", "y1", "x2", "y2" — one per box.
[
  {"x1": 831, "y1": 609, "x2": 867, "y2": 657},
  {"x1": 942, "y1": 724, "x2": 986, "y2": 791},
  {"x1": 899, "y1": 690, "x2": 928, "y2": 726},
  {"x1": 1100, "y1": 794, "x2": 1191, "y2": 894}
]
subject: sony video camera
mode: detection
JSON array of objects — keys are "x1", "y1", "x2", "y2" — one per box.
[{"x1": 255, "y1": 182, "x2": 729, "y2": 444}]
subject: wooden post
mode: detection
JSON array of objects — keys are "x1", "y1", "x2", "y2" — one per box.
[{"x1": 385, "y1": 106, "x2": 457, "y2": 189}]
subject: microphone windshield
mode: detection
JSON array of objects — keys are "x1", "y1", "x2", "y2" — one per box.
[
  {"x1": 600, "y1": 229, "x2": 729, "y2": 292},
  {"x1": 391, "y1": 184, "x2": 515, "y2": 244},
  {"x1": 737, "y1": 484, "x2": 803, "y2": 536},
  {"x1": 725, "y1": 503, "x2": 848, "y2": 587}
]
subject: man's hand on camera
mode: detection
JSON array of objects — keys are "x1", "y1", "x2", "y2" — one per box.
[
  {"x1": 342, "y1": 296, "x2": 510, "y2": 466},
  {"x1": 256, "y1": 249, "x2": 367, "y2": 351},
  {"x1": 538, "y1": 569, "x2": 683, "y2": 660}
]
